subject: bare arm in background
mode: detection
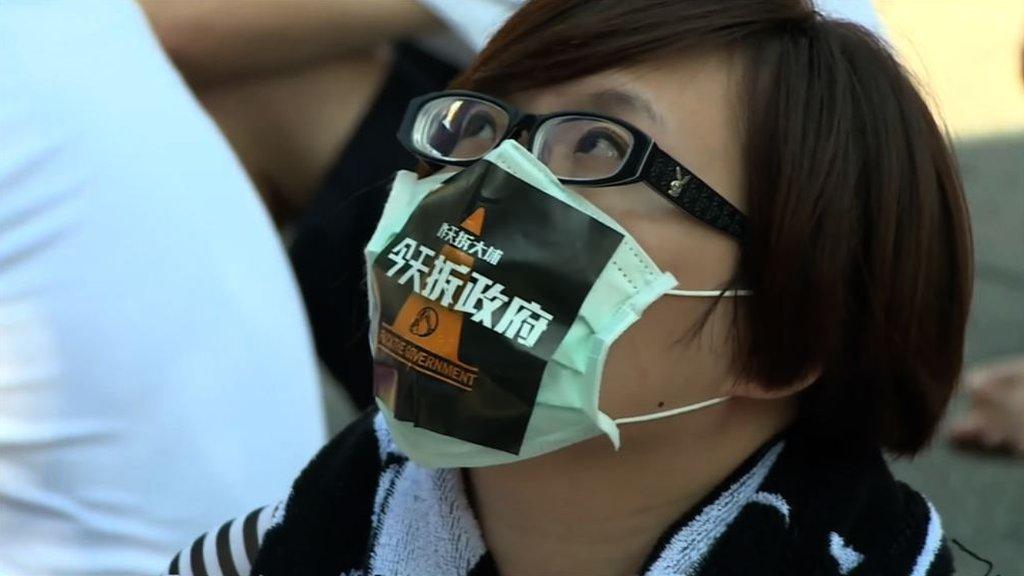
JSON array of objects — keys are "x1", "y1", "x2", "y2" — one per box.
[
  {"x1": 141, "y1": 0, "x2": 441, "y2": 86},
  {"x1": 139, "y1": 1, "x2": 445, "y2": 223}
]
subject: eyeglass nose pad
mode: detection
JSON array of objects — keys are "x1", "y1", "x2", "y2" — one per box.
[
  {"x1": 507, "y1": 126, "x2": 530, "y2": 147},
  {"x1": 507, "y1": 114, "x2": 539, "y2": 149}
]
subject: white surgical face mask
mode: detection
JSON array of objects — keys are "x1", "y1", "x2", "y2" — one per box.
[{"x1": 364, "y1": 140, "x2": 749, "y2": 468}]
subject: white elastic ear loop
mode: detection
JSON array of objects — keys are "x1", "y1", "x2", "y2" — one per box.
[
  {"x1": 666, "y1": 289, "x2": 753, "y2": 297},
  {"x1": 613, "y1": 396, "x2": 730, "y2": 425}
]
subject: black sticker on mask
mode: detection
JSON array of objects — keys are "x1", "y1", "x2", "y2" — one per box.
[{"x1": 371, "y1": 160, "x2": 623, "y2": 454}]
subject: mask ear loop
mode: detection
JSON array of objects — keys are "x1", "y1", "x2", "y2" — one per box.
[
  {"x1": 611, "y1": 286, "x2": 746, "y2": 425},
  {"x1": 666, "y1": 289, "x2": 753, "y2": 297},
  {"x1": 614, "y1": 396, "x2": 730, "y2": 425}
]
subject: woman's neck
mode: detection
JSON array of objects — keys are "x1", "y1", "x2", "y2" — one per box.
[{"x1": 466, "y1": 397, "x2": 795, "y2": 576}]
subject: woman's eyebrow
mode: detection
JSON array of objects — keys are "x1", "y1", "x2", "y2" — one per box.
[{"x1": 584, "y1": 88, "x2": 665, "y2": 126}]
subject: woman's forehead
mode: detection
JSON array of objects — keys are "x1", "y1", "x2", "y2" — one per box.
[
  {"x1": 507, "y1": 70, "x2": 663, "y2": 129},
  {"x1": 509, "y1": 54, "x2": 746, "y2": 208},
  {"x1": 508, "y1": 53, "x2": 744, "y2": 138}
]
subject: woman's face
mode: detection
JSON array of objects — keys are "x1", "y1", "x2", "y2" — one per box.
[{"x1": 509, "y1": 51, "x2": 751, "y2": 438}]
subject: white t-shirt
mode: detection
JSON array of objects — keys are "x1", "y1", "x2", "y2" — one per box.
[{"x1": 0, "y1": 2, "x2": 326, "y2": 575}]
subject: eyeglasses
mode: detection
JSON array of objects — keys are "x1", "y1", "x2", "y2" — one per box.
[{"x1": 397, "y1": 90, "x2": 746, "y2": 240}]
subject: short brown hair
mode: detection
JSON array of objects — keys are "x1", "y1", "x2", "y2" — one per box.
[{"x1": 450, "y1": 0, "x2": 973, "y2": 454}]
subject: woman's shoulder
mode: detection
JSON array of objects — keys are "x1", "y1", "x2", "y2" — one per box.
[{"x1": 164, "y1": 408, "x2": 385, "y2": 576}]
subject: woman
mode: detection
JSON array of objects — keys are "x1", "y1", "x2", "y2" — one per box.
[{"x1": 169, "y1": 1, "x2": 971, "y2": 575}]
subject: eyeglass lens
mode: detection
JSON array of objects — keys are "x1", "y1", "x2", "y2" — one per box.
[
  {"x1": 413, "y1": 96, "x2": 509, "y2": 162},
  {"x1": 413, "y1": 97, "x2": 635, "y2": 181}
]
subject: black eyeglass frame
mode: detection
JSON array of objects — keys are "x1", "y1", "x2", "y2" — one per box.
[{"x1": 397, "y1": 90, "x2": 747, "y2": 240}]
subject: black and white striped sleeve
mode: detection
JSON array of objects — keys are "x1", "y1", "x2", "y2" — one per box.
[{"x1": 164, "y1": 501, "x2": 284, "y2": 576}]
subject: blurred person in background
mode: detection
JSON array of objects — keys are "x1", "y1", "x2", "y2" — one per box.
[
  {"x1": 167, "y1": 1, "x2": 969, "y2": 575},
  {"x1": 0, "y1": 1, "x2": 324, "y2": 574},
  {"x1": 143, "y1": 0, "x2": 884, "y2": 415},
  {"x1": 951, "y1": 356, "x2": 1024, "y2": 456}
]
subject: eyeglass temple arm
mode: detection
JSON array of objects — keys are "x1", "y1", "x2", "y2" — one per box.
[{"x1": 643, "y1": 146, "x2": 747, "y2": 240}]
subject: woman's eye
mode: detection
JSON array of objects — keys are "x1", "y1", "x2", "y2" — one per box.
[
  {"x1": 461, "y1": 113, "x2": 497, "y2": 140},
  {"x1": 574, "y1": 128, "x2": 628, "y2": 158}
]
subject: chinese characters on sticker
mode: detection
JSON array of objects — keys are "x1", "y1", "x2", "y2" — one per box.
[
  {"x1": 385, "y1": 237, "x2": 552, "y2": 348},
  {"x1": 437, "y1": 223, "x2": 504, "y2": 265}
]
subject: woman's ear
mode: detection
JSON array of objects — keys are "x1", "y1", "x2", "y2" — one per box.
[{"x1": 728, "y1": 369, "x2": 820, "y2": 400}]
